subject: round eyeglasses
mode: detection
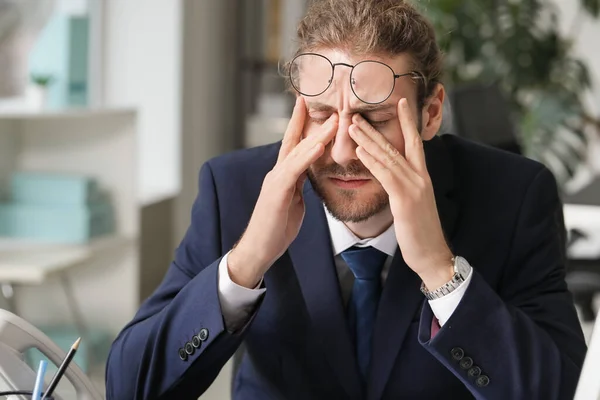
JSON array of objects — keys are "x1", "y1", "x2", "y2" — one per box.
[{"x1": 289, "y1": 53, "x2": 425, "y2": 105}]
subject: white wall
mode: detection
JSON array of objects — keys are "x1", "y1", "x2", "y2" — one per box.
[
  {"x1": 103, "y1": 0, "x2": 182, "y2": 205},
  {"x1": 176, "y1": 1, "x2": 240, "y2": 397},
  {"x1": 55, "y1": 0, "x2": 88, "y2": 16},
  {"x1": 175, "y1": 0, "x2": 239, "y2": 240}
]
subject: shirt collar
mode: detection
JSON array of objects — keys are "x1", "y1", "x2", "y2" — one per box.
[{"x1": 324, "y1": 206, "x2": 397, "y2": 257}]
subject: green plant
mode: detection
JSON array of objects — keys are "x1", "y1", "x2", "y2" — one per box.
[
  {"x1": 420, "y1": 0, "x2": 600, "y2": 187},
  {"x1": 30, "y1": 73, "x2": 54, "y2": 88}
]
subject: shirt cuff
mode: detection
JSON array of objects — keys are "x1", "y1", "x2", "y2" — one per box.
[
  {"x1": 217, "y1": 251, "x2": 266, "y2": 332},
  {"x1": 427, "y1": 266, "x2": 473, "y2": 326}
]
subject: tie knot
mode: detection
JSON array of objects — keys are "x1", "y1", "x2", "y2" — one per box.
[{"x1": 341, "y1": 246, "x2": 387, "y2": 281}]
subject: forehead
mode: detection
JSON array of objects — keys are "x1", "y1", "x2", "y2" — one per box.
[{"x1": 314, "y1": 48, "x2": 415, "y2": 73}]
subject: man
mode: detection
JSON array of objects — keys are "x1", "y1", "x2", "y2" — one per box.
[{"x1": 105, "y1": 1, "x2": 587, "y2": 399}]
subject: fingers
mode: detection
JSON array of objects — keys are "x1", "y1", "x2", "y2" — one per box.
[
  {"x1": 348, "y1": 118, "x2": 418, "y2": 184},
  {"x1": 355, "y1": 146, "x2": 395, "y2": 188},
  {"x1": 273, "y1": 142, "x2": 323, "y2": 192},
  {"x1": 278, "y1": 97, "x2": 307, "y2": 163},
  {"x1": 351, "y1": 114, "x2": 399, "y2": 159},
  {"x1": 295, "y1": 171, "x2": 308, "y2": 195},
  {"x1": 284, "y1": 113, "x2": 338, "y2": 177},
  {"x1": 398, "y1": 98, "x2": 427, "y2": 175},
  {"x1": 273, "y1": 113, "x2": 337, "y2": 188}
]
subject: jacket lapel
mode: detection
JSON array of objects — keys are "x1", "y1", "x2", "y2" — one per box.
[
  {"x1": 287, "y1": 183, "x2": 364, "y2": 398},
  {"x1": 368, "y1": 250, "x2": 423, "y2": 400},
  {"x1": 427, "y1": 135, "x2": 460, "y2": 247},
  {"x1": 368, "y1": 135, "x2": 460, "y2": 400}
]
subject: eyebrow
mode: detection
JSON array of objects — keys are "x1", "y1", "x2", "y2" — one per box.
[{"x1": 306, "y1": 101, "x2": 396, "y2": 114}]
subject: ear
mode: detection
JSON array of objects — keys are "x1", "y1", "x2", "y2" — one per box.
[{"x1": 420, "y1": 83, "x2": 445, "y2": 141}]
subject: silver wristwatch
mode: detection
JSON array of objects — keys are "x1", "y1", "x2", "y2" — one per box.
[{"x1": 420, "y1": 256, "x2": 472, "y2": 300}]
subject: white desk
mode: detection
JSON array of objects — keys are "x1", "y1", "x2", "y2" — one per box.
[
  {"x1": 564, "y1": 204, "x2": 600, "y2": 259},
  {"x1": 0, "y1": 235, "x2": 133, "y2": 342},
  {"x1": 0, "y1": 235, "x2": 130, "y2": 284}
]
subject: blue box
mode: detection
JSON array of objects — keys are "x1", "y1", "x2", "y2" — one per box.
[
  {"x1": 0, "y1": 202, "x2": 114, "y2": 244},
  {"x1": 10, "y1": 172, "x2": 100, "y2": 206}
]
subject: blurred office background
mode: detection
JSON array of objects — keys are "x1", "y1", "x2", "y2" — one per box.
[{"x1": 0, "y1": 0, "x2": 599, "y2": 398}]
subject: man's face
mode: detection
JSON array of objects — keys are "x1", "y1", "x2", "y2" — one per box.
[{"x1": 303, "y1": 49, "x2": 424, "y2": 223}]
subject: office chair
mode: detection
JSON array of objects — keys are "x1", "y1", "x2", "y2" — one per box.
[{"x1": 447, "y1": 82, "x2": 522, "y2": 154}]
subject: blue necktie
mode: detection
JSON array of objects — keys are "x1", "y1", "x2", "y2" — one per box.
[{"x1": 341, "y1": 246, "x2": 388, "y2": 381}]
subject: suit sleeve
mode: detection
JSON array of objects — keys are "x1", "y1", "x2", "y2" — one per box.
[
  {"x1": 105, "y1": 162, "x2": 262, "y2": 400},
  {"x1": 418, "y1": 167, "x2": 587, "y2": 400}
]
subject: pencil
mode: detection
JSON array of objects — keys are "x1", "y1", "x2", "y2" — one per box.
[
  {"x1": 41, "y1": 337, "x2": 81, "y2": 400},
  {"x1": 32, "y1": 360, "x2": 47, "y2": 400}
]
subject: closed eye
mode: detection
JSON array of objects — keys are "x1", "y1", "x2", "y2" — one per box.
[
  {"x1": 364, "y1": 118, "x2": 390, "y2": 127},
  {"x1": 309, "y1": 112, "x2": 390, "y2": 127},
  {"x1": 309, "y1": 113, "x2": 332, "y2": 125},
  {"x1": 310, "y1": 117, "x2": 328, "y2": 125},
  {"x1": 362, "y1": 111, "x2": 395, "y2": 128}
]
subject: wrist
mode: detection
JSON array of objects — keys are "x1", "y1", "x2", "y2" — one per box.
[
  {"x1": 228, "y1": 242, "x2": 269, "y2": 289},
  {"x1": 419, "y1": 257, "x2": 454, "y2": 291}
]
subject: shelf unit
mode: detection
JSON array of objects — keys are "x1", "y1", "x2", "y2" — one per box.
[
  {"x1": 235, "y1": 0, "x2": 307, "y2": 148},
  {"x1": 0, "y1": 108, "x2": 141, "y2": 334}
]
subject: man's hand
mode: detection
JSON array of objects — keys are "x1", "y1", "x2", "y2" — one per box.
[
  {"x1": 228, "y1": 97, "x2": 338, "y2": 289},
  {"x1": 348, "y1": 98, "x2": 454, "y2": 290}
]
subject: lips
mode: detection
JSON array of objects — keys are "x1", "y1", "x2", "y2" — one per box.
[{"x1": 329, "y1": 177, "x2": 370, "y2": 189}]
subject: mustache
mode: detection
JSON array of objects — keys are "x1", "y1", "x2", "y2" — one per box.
[{"x1": 312, "y1": 160, "x2": 372, "y2": 178}]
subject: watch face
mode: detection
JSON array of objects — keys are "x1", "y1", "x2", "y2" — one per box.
[{"x1": 454, "y1": 256, "x2": 471, "y2": 277}]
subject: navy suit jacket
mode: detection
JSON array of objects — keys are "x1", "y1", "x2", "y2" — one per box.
[{"x1": 106, "y1": 135, "x2": 587, "y2": 400}]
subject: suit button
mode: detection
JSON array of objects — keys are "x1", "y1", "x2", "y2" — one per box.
[
  {"x1": 476, "y1": 375, "x2": 490, "y2": 387},
  {"x1": 178, "y1": 348, "x2": 188, "y2": 361},
  {"x1": 185, "y1": 342, "x2": 195, "y2": 356},
  {"x1": 198, "y1": 328, "x2": 209, "y2": 341},
  {"x1": 451, "y1": 347, "x2": 464, "y2": 361},
  {"x1": 468, "y1": 366, "x2": 482, "y2": 377},
  {"x1": 192, "y1": 335, "x2": 201, "y2": 348},
  {"x1": 460, "y1": 357, "x2": 473, "y2": 370}
]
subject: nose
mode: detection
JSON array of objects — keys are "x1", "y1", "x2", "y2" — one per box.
[{"x1": 329, "y1": 113, "x2": 358, "y2": 166}]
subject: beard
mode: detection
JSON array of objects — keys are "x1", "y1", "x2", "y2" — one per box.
[
  {"x1": 307, "y1": 110, "x2": 423, "y2": 223},
  {"x1": 307, "y1": 160, "x2": 389, "y2": 223}
]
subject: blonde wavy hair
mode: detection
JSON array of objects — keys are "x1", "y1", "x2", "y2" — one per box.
[{"x1": 286, "y1": 0, "x2": 443, "y2": 108}]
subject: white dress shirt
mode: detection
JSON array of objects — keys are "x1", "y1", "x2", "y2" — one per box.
[{"x1": 218, "y1": 207, "x2": 473, "y2": 331}]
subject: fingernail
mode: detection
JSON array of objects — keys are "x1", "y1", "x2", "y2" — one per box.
[
  {"x1": 295, "y1": 97, "x2": 301, "y2": 107},
  {"x1": 400, "y1": 98, "x2": 408, "y2": 108}
]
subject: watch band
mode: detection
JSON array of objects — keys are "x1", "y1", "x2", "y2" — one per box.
[{"x1": 420, "y1": 256, "x2": 472, "y2": 300}]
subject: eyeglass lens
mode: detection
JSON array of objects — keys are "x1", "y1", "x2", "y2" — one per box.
[{"x1": 290, "y1": 54, "x2": 398, "y2": 104}]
